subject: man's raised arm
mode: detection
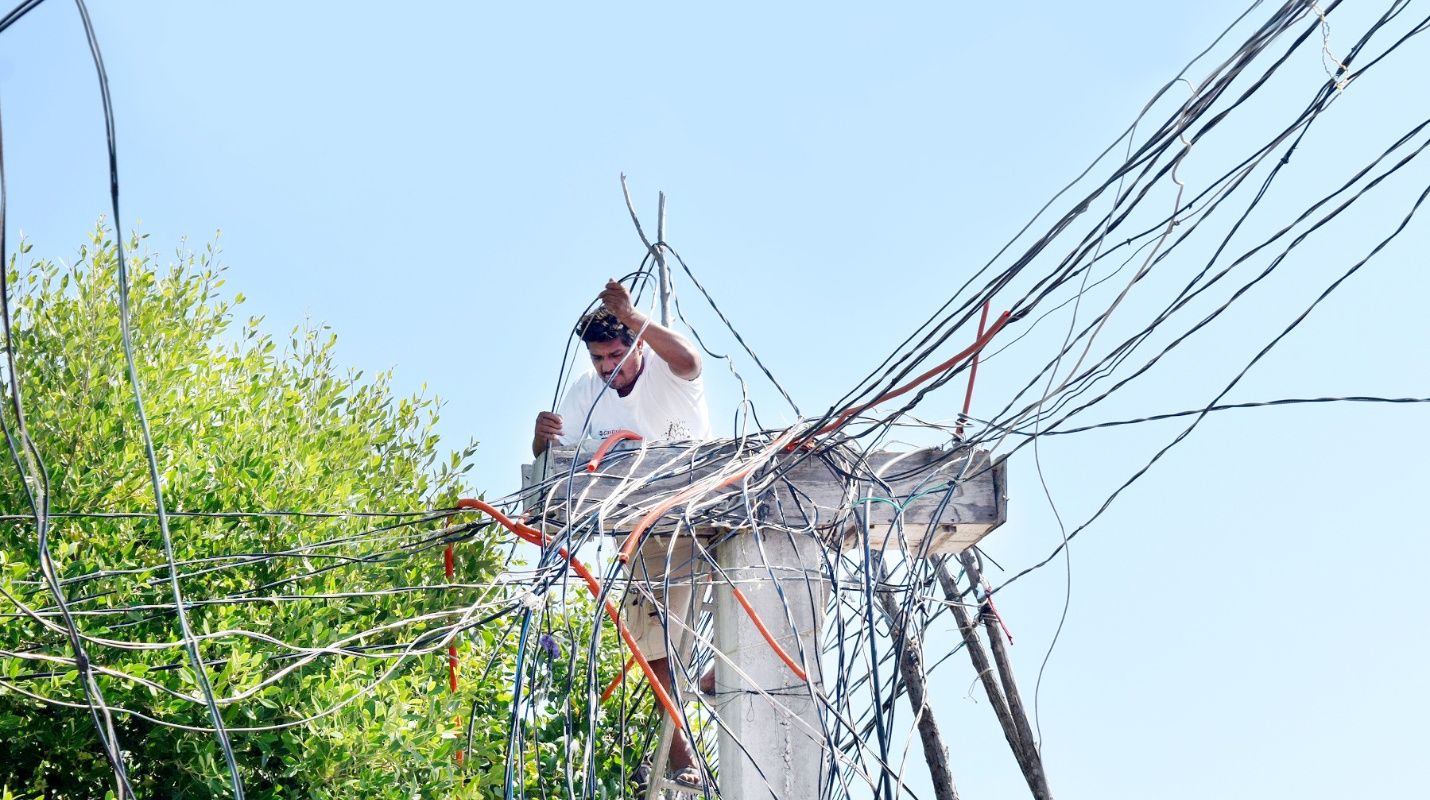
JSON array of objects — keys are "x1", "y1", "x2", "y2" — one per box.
[{"x1": 598, "y1": 279, "x2": 701, "y2": 380}]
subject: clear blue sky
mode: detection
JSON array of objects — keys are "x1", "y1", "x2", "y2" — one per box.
[{"x1": 3, "y1": 2, "x2": 1428, "y2": 798}]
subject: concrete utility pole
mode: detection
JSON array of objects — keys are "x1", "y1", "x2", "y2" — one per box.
[
  {"x1": 712, "y1": 521, "x2": 827, "y2": 799},
  {"x1": 526, "y1": 442, "x2": 1007, "y2": 799}
]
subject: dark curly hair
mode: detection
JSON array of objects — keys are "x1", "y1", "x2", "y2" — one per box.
[{"x1": 575, "y1": 309, "x2": 635, "y2": 346}]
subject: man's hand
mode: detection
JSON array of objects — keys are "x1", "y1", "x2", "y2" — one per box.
[
  {"x1": 533, "y1": 411, "x2": 563, "y2": 456},
  {"x1": 598, "y1": 278, "x2": 640, "y2": 327},
  {"x1": 596, "y1": 278, "x2": 702, "y2": 381}
]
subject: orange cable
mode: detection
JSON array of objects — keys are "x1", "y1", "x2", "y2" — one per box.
[
  {"x1": 957, "y1": 300, "x2": 992, "y2": 438},
  {"x1": 444, "y1": 542, "x2": 458, "y2": 694},
  {"x1": 587, "y1": 429, "x2": 642, "y2": 472},
  {"x1": 450, "y1": 499, "x2": 685, "y2": 731},
  {"x1": 442, "y1": 519, "x2": 463, "y2": 764},
  {"x1": 731, "y1": 585, "x2": 808, "y2": 682},
  {"x1": 811, "y1": 310, "x2": 1011, "y2": 440},
  {"x1": 600, "y1": 655, "x2": 638, "y2": 703},
  {"x1": 616, "y1": 428, "x2": 800, "y2": 565}
]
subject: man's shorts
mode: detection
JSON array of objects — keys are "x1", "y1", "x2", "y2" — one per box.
[{"x1": 622, "y1": 533, "x2": 705, "y2": 662}]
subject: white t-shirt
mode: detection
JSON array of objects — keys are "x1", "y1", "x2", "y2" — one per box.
[{"x1": 556, "y1": 350, "x2": 711, "y2": 445}]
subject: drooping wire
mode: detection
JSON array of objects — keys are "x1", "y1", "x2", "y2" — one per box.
[
  {"x1": 72, "y1": 0, "x2": 244, "y2": 795},
  {"x1": 0, "y1": 71, "x2": 137, "y2": 800}
]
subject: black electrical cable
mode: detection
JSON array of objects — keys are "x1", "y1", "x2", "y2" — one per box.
[
  {"x1": 0, "y1": 71, "x2": 137, "y2": 800},
  {"x1": 71, "y1": 0, "x2": 244, "y2": 794}
]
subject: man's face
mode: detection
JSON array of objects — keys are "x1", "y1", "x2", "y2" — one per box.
[{"x1": 587, "y1": 338, "x2": 643, "y2": 393}]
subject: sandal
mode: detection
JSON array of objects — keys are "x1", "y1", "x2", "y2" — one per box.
[{"x1": 670, "y1": 766, "x2": 707, "y2": 790}]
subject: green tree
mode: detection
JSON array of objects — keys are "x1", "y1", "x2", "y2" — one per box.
[
  {"x1": 0, "y1": 225, "x2": 508, "y2": 798},
  {"x1": 0, "y1": 225, "x2": 655, "y2": 799}
]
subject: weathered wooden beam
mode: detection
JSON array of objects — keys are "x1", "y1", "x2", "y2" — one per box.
[{"x1": 522, "y1": 439, "x2": 1007, "y2": 555}]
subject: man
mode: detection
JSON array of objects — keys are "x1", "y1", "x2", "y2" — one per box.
[
  {"x1": 531, "y1": 278, "x2": 711, "y2": 788},
  {"x1": 532, "y1": 278, "x2": 709, "y2": 456}
]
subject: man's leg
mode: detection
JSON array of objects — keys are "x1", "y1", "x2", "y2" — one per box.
[
  {"x1": 625, "y1": 534, "x2": 704, "y2": 780},
  {"x1": 647, "y1": 656, "x2": 698, "y2": 773}
]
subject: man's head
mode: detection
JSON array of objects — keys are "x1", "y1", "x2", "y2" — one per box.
[{"x1": 576, "y1": 309, "x2": 643, "y2": 393}]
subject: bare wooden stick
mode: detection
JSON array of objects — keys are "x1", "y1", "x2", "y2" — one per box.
[
  {"x1": 875, "y1": 561, "x2": 959, "y2": 800},
  {"x1": 618, "y1": 173, "x2": 654, "y2": 252},
  {"x1": 656, "y1": 191, "x2": 671, "y2": 326},
  {"x1": 936, "y1": 561, "x2": 1025, "y2": 768},
  {"x1": 958, "y1": 551, "x2": 1053, "y2": 800}
]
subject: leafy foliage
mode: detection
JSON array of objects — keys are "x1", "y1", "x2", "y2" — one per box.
[{"x1": 0, "y1": 225, "x2": 653, "y2": 799}]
